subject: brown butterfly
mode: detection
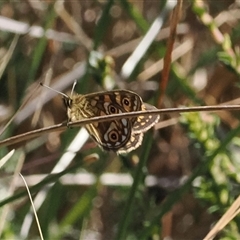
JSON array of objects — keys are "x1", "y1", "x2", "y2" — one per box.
[{"x1": 41, "y1": 83, "x2": 159, "y2": 154}]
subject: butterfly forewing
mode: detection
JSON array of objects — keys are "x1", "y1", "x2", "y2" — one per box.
[{"x1": 84, "y1": 90, "x2": 142, "y2": 115}]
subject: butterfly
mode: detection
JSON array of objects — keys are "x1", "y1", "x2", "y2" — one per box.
[{"x1": 41, "y1": 83, "x2": 159, "y2": 154}]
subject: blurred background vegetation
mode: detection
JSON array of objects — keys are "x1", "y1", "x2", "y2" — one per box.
[{"x1": 1, "y1": 0, "x2": 240, "y2": 239}]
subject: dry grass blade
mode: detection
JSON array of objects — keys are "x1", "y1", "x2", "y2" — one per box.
[
  {"x1": 20, "y1": 128, "x2": 89, "y2": 238},
  {"x1": 0, "y1": 123, "x2": 66, "y2": 148},
  {"x1": 1, "y1": 104, "x2": 240, "y2": 148},
  {"x1": 159, "y1": 0, "x2": 183, "y2": 106},
  {"x1": 19, "y1": 173, "x2": 44, "y2": 240},
  {"x1": 0, "y1": 149, "x2": 15, "y2": 169},
  {"x1": 0, "y1": 151, "x2": 24, "y2": 237},
  {"x1": 0, "y1": 35, "x2": 19, "y2": 79},
  {"x1": 31, "y1": 69, "x2": 53, "y2": 127},
  {"x1": 0, "y1": 16, "x2": 77, "y2": 42},
  {"x1": 54, "y1": 0, "x2": 92, "y2": 50},
  {"x1": 138, "y1": 37, "x2": 193, "y2": 82},
  {"x1": 204, "y1": 195, "x2": 240, "y2": 240},
  {"x1": 0, "y1": 83, "x2": 40, "y2": 136},
  {"x1": 121, "y1": 0, "x2": 177, "y2": 79}
]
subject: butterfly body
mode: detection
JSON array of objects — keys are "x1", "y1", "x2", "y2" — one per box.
[{"x1": 66, "y1": 90, "x2": 159, "y2": 154}]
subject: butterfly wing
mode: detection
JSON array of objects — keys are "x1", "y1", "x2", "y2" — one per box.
[
  {"x1": 117, "y1": 132, "x2": 143, "y2": 154},
  {"x1": 68, "y1": 90, "x2": 159, "y2": 153},
  {"x1": 76, "y1": 90, "x2": 143, "y2": 152},
  {"x1": 117, "y1": 103, "x2": 159, "y2": 154},
  {"x1": 132, "y1": 103, "x2": 160, "y2": 134}
]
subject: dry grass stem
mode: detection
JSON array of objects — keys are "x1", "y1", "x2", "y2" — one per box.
[{"x1": 1, "y1": 104, "x2": 240, "y2": 148}]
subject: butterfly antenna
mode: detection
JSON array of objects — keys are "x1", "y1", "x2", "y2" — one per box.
[
  {"x1": 70, "y1": 80, "x2": 77, "y2": 98},
  {"x1": 40, "y1": 82, "x2": 69, "y2": 99}
]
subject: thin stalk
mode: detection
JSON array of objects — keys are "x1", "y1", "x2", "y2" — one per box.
[{"x1": 1, "y1": 104, "x2": 240, "y2": 148}]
